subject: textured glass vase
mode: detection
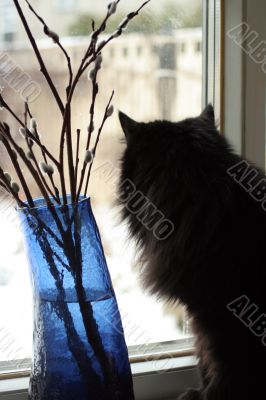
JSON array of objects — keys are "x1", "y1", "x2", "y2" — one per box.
[{"x1": 18, "y1": 196, "x2": 134, "y2": 400}]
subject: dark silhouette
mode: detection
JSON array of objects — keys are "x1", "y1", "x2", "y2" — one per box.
[{"x1": 118, "y1": 106, "x2": 266, "y2": 399}]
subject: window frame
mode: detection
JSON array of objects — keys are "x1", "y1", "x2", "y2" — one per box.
[
  {"x1": 202, "y1": 0, "x2": 222, "y2": 120},
  {"x1": 223, "y1": 0, "x2": 266, "y2": 169}
]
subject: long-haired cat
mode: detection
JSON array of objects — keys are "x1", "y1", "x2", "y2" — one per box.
[{"x1": 118, "y1": 106, "x2": 266, "y2": 400}]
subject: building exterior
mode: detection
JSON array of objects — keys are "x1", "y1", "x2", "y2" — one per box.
[{"x1": 0, "y1": 28, "x2": 202, "y2": 202}]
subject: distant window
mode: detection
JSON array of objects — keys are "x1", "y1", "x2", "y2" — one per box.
[
  {"x1": 1, "y1": 0, "x2": 17, "y2": 42},
  {"x1": 158, "y1": 43, "x2": 176, "y2": 70},
  {"x1": 195, "y1": 41, "x2": 201, "y2": 53},
  {"x1": 4, "y1": 32, "x2": 15, "y2": 43}
]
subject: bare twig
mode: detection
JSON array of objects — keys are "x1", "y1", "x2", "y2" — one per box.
[
  {"x1": 0, "y1": 123, "x2": 52, "y2": 206},
  {"x1": 24, "y1": 103, "x2": 60, "y2": 203},
  {"x1": 1, "y1": 95, "x2": 59, "y2": 167},
  {"x1": 78, "y1": 91, "x2": 114, "y2": 199},
  {"x1": 12, "y1": 0, "x2": 65, "y2": 115},
  {"x1": 80, "y1": 1, "x2": 151, "y2": 75},
  {"x1": 0, "y1": 166, "x2": 27, "y2": 208},
  {"x1": 74, "y1": 129, "x2": 81, "y2": 193},
  {"x1": 86, "y1": 73, "x2": 98, "y2": 151},
  {"x1": 65, "y1": 104, "x2": 75, "y2": 203},
  {"x1": 25, "y1": 0, "x2": 73, "y2": 96},
  {"x1": 0, "y1": 125, "x2": 34, "y2": 206},
  {"x1": 60, "y1": 0, "x2": 122, "y2": 108},
  {"x1": 56, "y1": 0, "x2": 120, "y2": 204},
  {"x1": 0, "y1": 0, "x2": 150, "y2": 208},
  {"x1": 73, "y1": 68, "x2": 99, "y2": 200},
  {"x1": 22, "y1": 105, "x2": 60, "y2": 204}
]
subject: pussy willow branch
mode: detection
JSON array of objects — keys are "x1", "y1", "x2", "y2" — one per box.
[
  {"x1": 58, "y1": 0, "x2": 121, "y2": 193},
  {"x1": 0, "y1": 95, "x2": 59, "y2": 167},
  {"x1": 58, "y1": 102, "x2": 75, "y2": 205},
  {"x1": 27, "y1": 207, "x2": 70, "y2": 271},
  {"x1": 24, "y1": 102, "x2": 28, "y2": 129},
  {"x1": 0, "y1": 174, "x2": 12, "y2": 197},
  {"x1": 1, "y1": 125, "x2": 69, "y2": 245},
  {"x1": 83, "y1": 91, "x2": 114, "y2": 199},
  {"x1": 74, "y1": 1, "x2": 151, "y2": 199},
  {"x1": 57, "y1": 2, "x2": 125, "y2": 204},
  {"x1": 25, "y1": 102, "x2": 60, "y2": 202},
  {"x1": 67, "y1": 0, "x2": 121, "y2": 101},
  {"x1": 0, "y1": 124, "x2": 34, "y2": 206},
  {"x1": 33, "y1": 228, "x2": 98, "y2": 392},
  {"x1": 24, "y1": 101, "x2": 32, "y2": 119},
  {"x1": 24, "y1": 0, "x2": 73, "y2": 97},
  {"x1": 65, "y1": 104, "x2": 75, "y2": 203},
  {"x1": 61, "y1": 12, "x2": 111, "y2": 117},
  {"x1": 80, "y1": 0, "x2": 151, "y2": 75},
  {"x1": 0, "y1": 123, "x2": 52, "y2": 206},
  {"x1": 0, "y1": 0, "x2": 150, "y2": 207},
  {"x1": 74, "y1": 129, "x2": 81, "y2": 194},
  {"x1": 70, "y1": 207, "x2": 117, "y2": 394},
  {"x1": 0, "y1": 167, "x2": 27, "y2": 208},
  {"x1": 2, "y1": 97, "x2": 62, "y2": 203},
  {"x1": 12, "y1": 0, "x2": 64, "y2": 115},
  {"x1": 74, "y1": 71, "x2": 99, "y2": 201},
  {"x1": 22, "y1": 104, "x2": 59, "y2": 204},
  {"x1": 1, "y1": 185, "x2": 27, "y2": 208},
  {"x1": 60, "y1": 0, "x2": 150, "y2": 203},
  {"x1": 86, "y1": 74, "x2": 98, "y2": 153},
  {"x1": 27, "y1": 139, "x2": 60, "y2": 205}
]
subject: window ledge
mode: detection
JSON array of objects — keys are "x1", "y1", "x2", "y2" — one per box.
[{"x1": 0, "y1": 356, "x2": 200, "y2": 400}]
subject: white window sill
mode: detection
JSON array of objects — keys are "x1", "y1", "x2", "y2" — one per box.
[{"x1": 0, "y1": 355, "x2": 200, "y2": 400}]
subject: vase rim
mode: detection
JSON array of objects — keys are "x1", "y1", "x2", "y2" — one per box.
[{"x1": 16, "y1": 195, "x2": 91, "y2": 212}]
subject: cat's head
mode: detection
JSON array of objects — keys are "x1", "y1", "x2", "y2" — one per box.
[{"x1": 118, "y1": 105, "x2": 227, "y2": 204}]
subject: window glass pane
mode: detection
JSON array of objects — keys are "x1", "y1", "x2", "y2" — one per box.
[{"x1": 0, "y1": 0, "x2": 203, "y2": 368}]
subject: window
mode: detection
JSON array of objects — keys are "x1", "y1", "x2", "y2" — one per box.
[
  {"x1": 3, "y1": 32, "x2": 15, "y2": 43},
  {"x1": 0, "y1": 0, "x2": 211, "y2": 390},
  {"x1": 158, "y1": 43, "x2": 177, "y2": 69},
  {"x1": 0, "y1": 0, "x2": 17, "y2": 44},
  {"x1": 195, "y1": 41, "x2": 201, "y2": 52},
  {"x1": 122, "y1": 47, "x2": 129, "y2": 58}
]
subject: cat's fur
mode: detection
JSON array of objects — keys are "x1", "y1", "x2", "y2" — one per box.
[{"x1": 118, "y1": 106, "x2": 266, "y2": 399}]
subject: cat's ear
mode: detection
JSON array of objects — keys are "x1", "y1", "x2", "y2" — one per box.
[
  {"x1": 119, "y1": 111, "x2": 139, "y2": 141},
  {"x1": 200, "y1": 104, "x2": 215, "y2": 126}
]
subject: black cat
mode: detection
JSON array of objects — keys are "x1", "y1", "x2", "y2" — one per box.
[{"x1": 118, "y1": 106, "x2": 266, "y2": 400}]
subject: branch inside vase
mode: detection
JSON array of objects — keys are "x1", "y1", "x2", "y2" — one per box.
[
  {"x1": 24, "y1": 206, "x2": 122, "y2": 398},
  {"x1": 32, "y1": 221, "x2": 103, "y2": 396}
]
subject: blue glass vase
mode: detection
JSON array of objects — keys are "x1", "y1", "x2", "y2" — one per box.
[{"x1": 18, "y1": 197, "x2": 134, "y2": 400}]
